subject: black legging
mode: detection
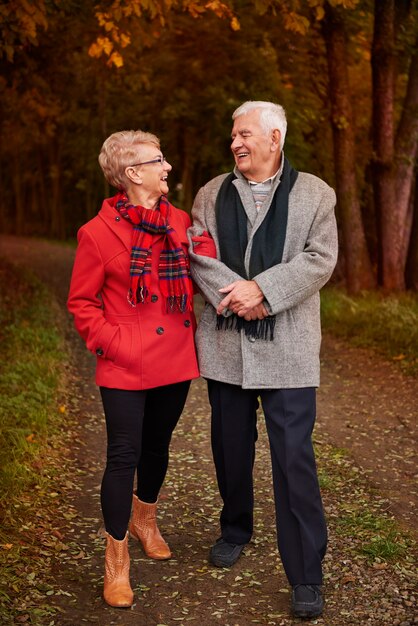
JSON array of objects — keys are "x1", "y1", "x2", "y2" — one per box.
[{"x1": 100, "y1": 381, "x2": 190, "y2": 540}]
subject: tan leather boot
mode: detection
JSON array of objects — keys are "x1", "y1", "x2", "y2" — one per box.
[
  {"x1": 129, "y1": 494, "x2": 171, "y2": 560},
  {"x1": 103, "y1": 532, "x2": 134, "y2": 608}
]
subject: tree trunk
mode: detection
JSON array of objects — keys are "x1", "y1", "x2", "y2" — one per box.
[
  {"x1": 37, "y1": 149, "x2": 48, "y2": 229},
  {"x1": 49, "y1": 140, "x2": 65, "y2": 239},
  {"x1": 371, "y1": 0, "x2": 403, "y2": 289},
  {"x1": 405, "y1": 172, "x2": 418, "y2": 290},
  {"x1": 0, "y1": 157, "x2": 6, "y2": 233},
  {"x1": 13, "y1": 152, "x2": 25, "y2": 236},
  {"x1": 395, "y1": 49, "x2": 418, "y2": 267},
  {"x1": 98, "y1": 70, "x2": 110, "y2": 200},
  {"x1": 180, "y1": 152, "x2": 194, "y2": 214},
  {"x1": 322, "y1": 2, "x2": 375, "y2": 292},
  {"x1": 177, "y1": 127, "x2": 194, "y2": 213}
]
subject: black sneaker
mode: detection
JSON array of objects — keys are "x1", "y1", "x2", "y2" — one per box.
[
  {"x1": 291, "y1": 584, "x2": 324, "y2": 618},
  {"x1": 209, "y1": 538, "x2": 246, "y2": 568}
]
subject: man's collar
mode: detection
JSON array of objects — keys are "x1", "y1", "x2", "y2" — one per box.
[
  {"x1": 248, "y1": 170, "x2": 280, "y2": 185},
  {"x1": 233, "y1": 152, "x2": 284, "y2": 185}
]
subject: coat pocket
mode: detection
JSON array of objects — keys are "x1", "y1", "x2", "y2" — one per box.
[{"x1": 112, "y1": 324, "x2": 133, "y2": 370}]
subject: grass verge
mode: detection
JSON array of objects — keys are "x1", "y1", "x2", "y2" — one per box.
[
  {"x1": 0, "y1": 258, "x2": 70, "y2": 624},
  {"x1": 320, "y1": 288, "x2": 418, "y2": 376},
  {"x1": 336, "y1": 509, "x2": 409, "y2": 561},
  {"x1": 316, "y1": 444, "x2": 415, "y2": 568}
]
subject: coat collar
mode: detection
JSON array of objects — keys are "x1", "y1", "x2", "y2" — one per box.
[
  {"x1": 231, "y1": 153, "x2": 285, "y2": 229},
  {"x1": 97, "y1": 196, "x2": 185, "y2": 252},
  {"x1": 98, "y1": 197, "x2": 133, "y2": 252}
]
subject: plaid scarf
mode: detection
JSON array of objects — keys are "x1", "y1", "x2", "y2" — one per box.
[{"x1": 115, "y1": 192, "x2": 193, "y2": 312}]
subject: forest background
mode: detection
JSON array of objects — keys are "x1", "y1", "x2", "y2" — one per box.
[
  {"x1": 0, "y1": 0, "x2": 417, "y2": 293},
  {"x1": 1, "y1": 4, "x2": 417, "y2": 621}
]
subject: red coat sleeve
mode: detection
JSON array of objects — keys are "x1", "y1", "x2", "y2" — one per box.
[{"x1": 67, "y1": 226, "x2": 119, "y2": 360}]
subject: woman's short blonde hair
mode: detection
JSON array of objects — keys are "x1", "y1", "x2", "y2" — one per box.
[{"x1": 98, "y1": 130, "x2": 160, "y2": 190}]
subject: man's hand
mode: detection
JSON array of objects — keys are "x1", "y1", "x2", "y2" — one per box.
[
  {"x1": 217, "y1": 280, "x2": 265, "y2": 316},
  {"x1": 243, "y1": 303, "x2": 270, "y2": 321}
]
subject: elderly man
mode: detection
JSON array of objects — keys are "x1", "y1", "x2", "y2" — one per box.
[{"x1": 188, "y1": 101, "x2": 338, "y2": 618}]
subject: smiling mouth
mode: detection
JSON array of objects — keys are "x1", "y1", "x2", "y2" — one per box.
[
  {"x1": 161, "y1": 176, "x2": 168, "y2": 181},
  {"x1": 236, "y1": 152, "x2": 250, "y2": 159}
]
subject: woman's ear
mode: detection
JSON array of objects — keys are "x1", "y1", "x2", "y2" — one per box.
[{"x1": 125, "y1": 166, "x2": 142, "y2": 185}]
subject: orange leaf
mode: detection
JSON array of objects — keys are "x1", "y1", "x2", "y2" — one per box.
[
  {"x1": 340, "y1": 574, "x2": 356, "y2": 584},
  {"x1": 230, "y1": 17, "x2": 240, "y2": 31}
]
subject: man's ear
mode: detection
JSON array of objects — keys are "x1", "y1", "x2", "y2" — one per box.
[{"x1": 271, "y1": 129, "x2": 281, "y2": 152}]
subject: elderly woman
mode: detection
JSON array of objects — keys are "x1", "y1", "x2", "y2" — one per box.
[{"x1": 67, "y1": 130, "x2": 199, "y2": 607}]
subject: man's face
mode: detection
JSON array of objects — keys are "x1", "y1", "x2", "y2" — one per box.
[{"x1": 230, "y1": 109, "x2": 280, "y2": 182}]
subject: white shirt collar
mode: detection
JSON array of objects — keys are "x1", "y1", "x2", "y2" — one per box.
[
  {"x1": 248, "y1": 172, "x2": 278, "y2": 185},
  {"x1": 246, "y1": 153, "x2": 284, "y2": 186}
]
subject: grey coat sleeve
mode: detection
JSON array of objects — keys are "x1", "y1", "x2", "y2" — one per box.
[
  {"x1": 188, "y1": 185, "x2": 243, "y2": 311},
  {"x1": 254, "y1": 186, "x2": 338, "y2": 314}
]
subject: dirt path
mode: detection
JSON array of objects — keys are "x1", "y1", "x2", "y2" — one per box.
[
  {"x1": 318, "y1": 336, "x2": 417, "y2": 532},
  {"x1": 1, "y1": 234, "x2": 417, "y2": 626}
]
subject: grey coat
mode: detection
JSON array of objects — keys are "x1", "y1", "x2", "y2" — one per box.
[{"x1": 188, "y1": 167, "x2": 338, "y2": 389}]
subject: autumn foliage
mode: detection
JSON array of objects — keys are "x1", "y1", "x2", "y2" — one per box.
[{"x1": 0, "y1": 0, "x2": 417, "y2": 291}]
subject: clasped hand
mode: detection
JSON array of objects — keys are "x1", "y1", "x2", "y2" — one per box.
[
  {"x1": 191, "y1": 232, "x2": 268, "y2": 320},
  {"x1": 217, "y1": 280, "x2": 269, "y2": 320}
]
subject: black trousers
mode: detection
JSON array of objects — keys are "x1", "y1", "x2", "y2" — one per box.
[
  {"x1": 100, "y1": 381, "x2": 190, "y2": 540},
  {"x1": 207, "y1": 380, "x2": 327, "y2": 585}
]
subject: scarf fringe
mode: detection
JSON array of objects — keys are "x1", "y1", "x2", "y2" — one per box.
[
  {"x1": 128, "y1": 284, "x2": 149, "y2": 306},
  {"x1": 216, "y1": 314, "x2": 276, "y2": 341},
  {"x1": 166, "y1": 295, "x2": 192, "y2": 313},
  {"x1": 128, "y1": 289, "x2": 192, "y2": 313}
]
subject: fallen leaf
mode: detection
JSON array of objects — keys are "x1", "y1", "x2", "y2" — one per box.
[{"x1": 340, "y1": 574, "x2": 356, "y2": 584}]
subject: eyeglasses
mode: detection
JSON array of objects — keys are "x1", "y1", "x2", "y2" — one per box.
[{"x1": 130, "y1": 156, "x2": 167, "y2": 167}]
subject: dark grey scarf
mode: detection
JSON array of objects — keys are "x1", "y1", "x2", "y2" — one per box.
[{"x1": 215, "y1": 157, "x2": 298, "y2": 340}]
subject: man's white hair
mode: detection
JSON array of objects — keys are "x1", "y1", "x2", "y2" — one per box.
[{"x1": 232, "y1": 101, "x2": 287, "y2": 150}]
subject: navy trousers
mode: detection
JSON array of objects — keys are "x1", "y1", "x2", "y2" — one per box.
[{"x1": 207, "y1": 380, "x2": 327, "y2": 585}]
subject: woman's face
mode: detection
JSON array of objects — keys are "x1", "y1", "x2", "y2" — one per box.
[{"x1": 133, "y1": 145, "x2": 173, "y2": 198}]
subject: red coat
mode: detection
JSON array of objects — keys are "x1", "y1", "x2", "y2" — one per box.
[{"x1": 67, "y1": 197, "x2": 199, "y2": 390}]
